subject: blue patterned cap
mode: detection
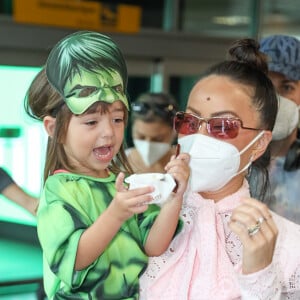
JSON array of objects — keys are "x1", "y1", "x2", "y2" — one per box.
[{"x1": 260, "y1": 35, "x2": 300, "y2": 81}]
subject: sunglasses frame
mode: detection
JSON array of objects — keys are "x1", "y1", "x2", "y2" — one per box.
[
  {"x1": 131, "y1": 102, "x2": 176, "y2": 117},
  {"x1": 174, "y1": 111, "x2": 262, "y2": 138}
]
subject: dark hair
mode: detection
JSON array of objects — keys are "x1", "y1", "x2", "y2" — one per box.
[
  {"x1": 131, "y1": 92, "x2": 178, "y2": 127},
  {"x1": 24, "y1": 68, "x2": 67, "y2": 183},
  {"x1": 24, "y1": 67, "x2": 63, "y2": 121},
  {"x1": 202, "y1": 38, "x2": 278, "y2": 201}
]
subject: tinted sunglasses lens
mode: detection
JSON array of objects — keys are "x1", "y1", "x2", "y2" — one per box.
[
  {"x1": 131, "y1": 103, "x2": 149, "y2": 114},
  {"x1": 208, "y1": 118, "x2": 239, "y2": 139},
  {"x1": 174, "y1": 113, "x2": 200, "y2": 134}
]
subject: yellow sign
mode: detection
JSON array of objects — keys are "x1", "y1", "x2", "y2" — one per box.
[{"x1": 13, "y1": 0, "x2": 141, "y2": 33}]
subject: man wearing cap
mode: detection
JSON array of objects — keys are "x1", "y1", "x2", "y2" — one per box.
[
  {"x1": 260, "y1": 34, "x2": 300, "y2": 224},
  {"x1": 260, "y1": 34, "x2": 300, "y2": 106}
]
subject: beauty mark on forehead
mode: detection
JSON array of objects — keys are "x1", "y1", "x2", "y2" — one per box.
[{"x1": 206, "y1": 97, "x2": 211, "y2": 101}]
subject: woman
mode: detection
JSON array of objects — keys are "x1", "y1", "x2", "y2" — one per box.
[
  {"x1": 140, "y1": 39, "x2": 300, "y2": 299},
  {"x1": 126, "y1": 92, "x2": 178, "y2": 173}
]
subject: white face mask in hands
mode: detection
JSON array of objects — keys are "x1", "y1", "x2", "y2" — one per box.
[
  {"x1": 133, "y1": 139, "x2": 171, "y2": 166},
  {"x1": 179, "y1": 132, "x2": 264, "y2": 192},
  {"x1": 125, "y1": 173, "x2": 176, "y2": 206}
]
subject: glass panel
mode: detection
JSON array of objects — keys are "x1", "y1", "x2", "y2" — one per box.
[
  {"x1": 140, "y1": 1, "x2": 165, "y2": 29},
  {"x1": 181, "y1": 0, "x2": 254, "y2": 37},
  {"x1": 261, "y1": 0, "x2": 300, "y2": 38}
]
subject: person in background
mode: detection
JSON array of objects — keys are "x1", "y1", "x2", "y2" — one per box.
[
  {"x1": 140, "y1": 38, "x2": 300, "y2": 299},
  {"x1": 260, "y1": 34, "x2": 300, "y2": 106},
  {"x1": 0, "y1": 167, "x2": 38, "y2": 215},
  {"x1": 126, "y1": 92, "x2": 178, "y2": 173},
  {"x1": 25, "y1": 31, "x2": 190, "y2": 299},
  {"x1": 260, "y1": 34, "x2": 300, "y2": 223}
]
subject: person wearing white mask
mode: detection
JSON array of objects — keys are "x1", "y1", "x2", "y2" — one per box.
[
  {"x1": 139, "y1": 38, "x2": 300, "y2": 299},
  {"x1": 126, "y1": 92, "x2": 178, "y2": 173},
  {"x1": 260, "y1": 35, "x2": 300, "y2": 223},
  {"x1": 260, "y1": 34, "x2": 300, "y2": 136}
]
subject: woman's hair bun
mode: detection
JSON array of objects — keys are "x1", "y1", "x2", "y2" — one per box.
[{"x1": 228, "y1": 38, "x2": 268, "y2": 74}]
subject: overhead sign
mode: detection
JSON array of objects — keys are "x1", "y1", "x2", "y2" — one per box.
[{"x1": 13, "y1": 0, "x2": 141, "y2": 33}]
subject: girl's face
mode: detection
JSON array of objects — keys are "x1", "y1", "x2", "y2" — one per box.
[
  {"x1": 184, "y1": 75, "x2": 264, "y2": 175},
  {"x1": 63, "y1": 101, "x2": 126, "y2": 177}
]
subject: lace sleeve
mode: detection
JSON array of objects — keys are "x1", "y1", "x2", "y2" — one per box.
[
  {"x1": 237, "y1": 263, "x2": 281, "y2": 300},
  {"x1": 236, "y1": 213, "x2": 300, "y2": 300}
]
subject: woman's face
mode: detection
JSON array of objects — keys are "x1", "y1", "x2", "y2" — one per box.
[{"x1": 184, "y1": 75, "x2": 263, "y2": 170}]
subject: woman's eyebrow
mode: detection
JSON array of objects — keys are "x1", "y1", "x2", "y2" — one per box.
[
  {"x1": 210, "y1": 110, "x2": 240, "y2": 118},
  {"x1": 187, "y1": 106, "x2": 240, "y2": 118}
]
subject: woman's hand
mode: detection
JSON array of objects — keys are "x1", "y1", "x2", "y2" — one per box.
[
  {"x1": 229, "y1": 197, "x2": 278, "y2": 274},
  {"x1": 108, "y1": 172, "x2": 154, "y2": 222},
  {"x1": 164, "y1": 151, "x2": 190, "y2": 199}
]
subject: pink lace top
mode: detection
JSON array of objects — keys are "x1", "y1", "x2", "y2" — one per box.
[{"x1": 140, "y1": 180, "x2": 300, "y2": 300}]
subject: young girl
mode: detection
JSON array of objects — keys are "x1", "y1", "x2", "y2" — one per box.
[
  {"x1": 25, "y1": 31, "x2": 189, "y2": 299},
  {"x1": 140, "y1": 38, "x2": 300, "y2": 299}
]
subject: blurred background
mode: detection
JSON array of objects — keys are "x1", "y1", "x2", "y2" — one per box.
[{"x1": 1, "y1": 0, "x2": 299, "y2": 224}]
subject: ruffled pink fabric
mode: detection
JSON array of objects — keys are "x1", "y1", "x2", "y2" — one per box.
[{"x1": 140, "y1": 180, "x2": 300, "y2": 300}]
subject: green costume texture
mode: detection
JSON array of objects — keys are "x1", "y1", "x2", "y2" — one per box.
[{"x1": 37, "y1": 171, "x2": 160, "y2": 299}]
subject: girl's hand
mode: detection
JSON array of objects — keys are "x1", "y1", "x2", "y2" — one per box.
[
  {"x1": 108, "y1": 172, "x2": 154, "y2": 222},
  {"x1": 228, "y1": 197, "x2": 278, "y2": 274},
  {"x1": 164, "y1": 152, "x2": 190, "y2": 198}
]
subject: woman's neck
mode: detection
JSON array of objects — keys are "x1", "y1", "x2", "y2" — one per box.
[{"x1": 199, "y1": 175, "x2": 244, "y2": 202}]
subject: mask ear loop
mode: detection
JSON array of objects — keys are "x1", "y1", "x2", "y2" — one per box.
[
  {"x1": 239, "y1": 130, "x2": 265, "y2": 156},
  {"x1": 235, "y1": 131, "x2": 265, "y2": 177}
]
